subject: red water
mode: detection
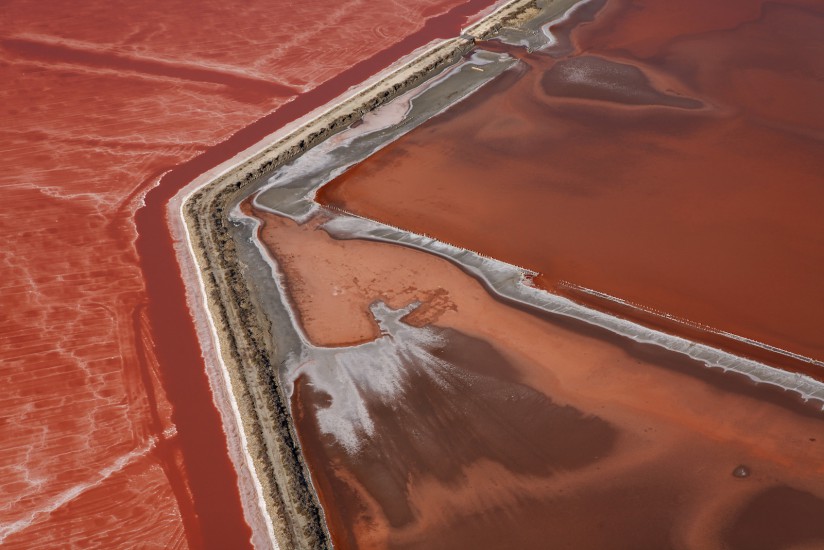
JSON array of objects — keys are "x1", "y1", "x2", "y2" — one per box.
[
  {"x1": 0, "y1": 0, "x2": 500, "y2": 546},
  {"x1": 318, "y1": 0, "x2": 824, "y2": 373},
  {"x1": 248, "y1": 204, "x2": 824, "y2": 549}
]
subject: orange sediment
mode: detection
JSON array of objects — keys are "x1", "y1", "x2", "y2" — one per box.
[{"x1": 248, "y1": 201, "x2": 824, "y2": 549}]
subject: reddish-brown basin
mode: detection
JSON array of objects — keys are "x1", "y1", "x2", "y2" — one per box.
[
  {"x1": 318, "y1": 0, "x2": 824, "y2": 371},
  {"x1": 249, "y1": 203, "x2": 824, "y2": 549}
]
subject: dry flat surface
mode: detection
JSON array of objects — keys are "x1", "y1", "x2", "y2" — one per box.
[{"x1": 0, "y1": 0, "x2": 502, "y2": 546}]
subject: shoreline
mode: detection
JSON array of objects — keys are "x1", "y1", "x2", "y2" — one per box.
[
  {"x1": 172, "y1": 0, "x2": 541, "y2": 547},
  {"x1": 172, "y1": 0, "x2": 824, "y2": 544}
]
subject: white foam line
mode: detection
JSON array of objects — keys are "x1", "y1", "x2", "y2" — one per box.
[
  {"x1": 0, "y1": 438, "x2": 157, "y2": 544},
  {"x1": 160, "y1": 2, "x2": 569, "y2": 545},
  {"x1": 253, "y1": 190, "x2": 824, "y2": 408},
  {"x1": 178, "y1": 206, "x2": 279, "y2": 550},
  {"x1": 322, "y1": 215, "x2": 824, "y2": 408},
  {"x1": 251, "y1": 51, "x2": 515, "y2": 219},
  {"x1": 229, "y1": 11, "x2": 824, "y2": 409},
  {"x1": 170, "y1": 46, "x2": 462, "y2": 543},
  {"x1": 165, "y1": 3, "x2": 824, "y2": 545},
  {"x1": 165, "y1": 31, "x2": 474, "y2": 550},
  {"x1": 539, "y1": 0, "x2": 598, "y2": 47},
  {"x1": 563, "y1": 283, "x2": 824, "y2": 369},
  {"x1": 175, "y1": 37, "x2": 455, "y2": 196}
]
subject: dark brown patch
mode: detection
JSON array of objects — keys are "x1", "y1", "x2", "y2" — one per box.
[{"x1": 725, "y1": 486, "x2": 824, "y2": 550}]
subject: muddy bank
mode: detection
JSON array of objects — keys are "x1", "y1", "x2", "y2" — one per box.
[
  {"x1": 244, "y1": 199, "x2": 824, "y2": 548},
  {"x1": 179, "y1": 1, "x2": 541, "y2": 546},
  {"x1": 222, "y1": 2, "x2": 824, "y2": 542}
]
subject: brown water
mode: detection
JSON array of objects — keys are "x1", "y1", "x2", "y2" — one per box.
[
  {"x1": 318, "y1": 0, "x2": 824, "y2": 371},
  {"x1": 248, "y1": 203, "x2": 824, "y2": 549}
]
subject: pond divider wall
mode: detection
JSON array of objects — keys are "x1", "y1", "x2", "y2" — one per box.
[{"x1": 180, "y1": 1, "x2": 538, "y2": 548}]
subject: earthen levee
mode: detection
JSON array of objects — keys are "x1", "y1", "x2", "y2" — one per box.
[{"x1": 180, "y1": 1, "x2": 538, "y2": 547}]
